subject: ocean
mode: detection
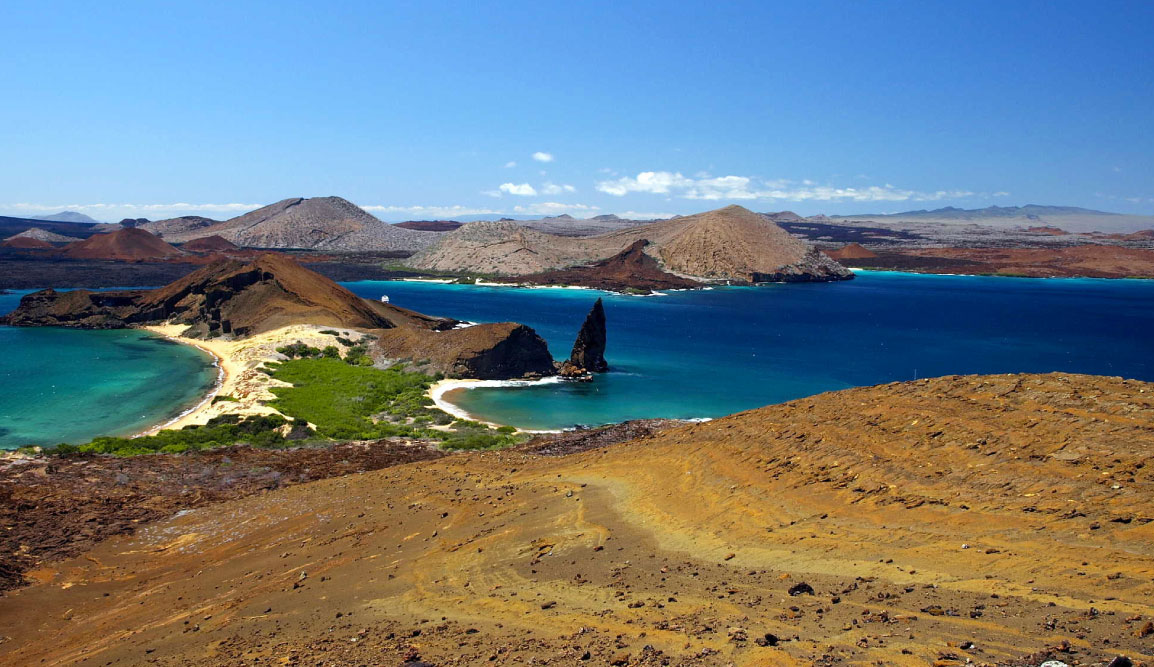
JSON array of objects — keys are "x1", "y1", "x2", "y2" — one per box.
[
  {"x1": 2, "y1": 272, "x2": 1152, "y2": 444},
  {"x1": 0, "y1": 289, "x2": 218, "y2": 449},
  {"x1": 345, "y1": 272, "x2": 1154, "y2": 430}
]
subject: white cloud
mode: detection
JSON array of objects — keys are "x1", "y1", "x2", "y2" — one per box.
[
  {"x1": 613, "y1": 210, "x2": 677, "y2": 220},
  {"x1": 498, "y1": 182, "x2": 537, "y2": 196},
  {"x1": 595, "y1": 171, "x2": 976, "y2": 203},
  {"x1": 595, "y1": 171, "x2": 694, "y2": 196},
  {"x1": 541, "y1": 182, "x2": 576, "y2": 195},
  {"x1": 360, "y1": 205, "x2": 502, "y2": 220},
  {"x1": 532, "y1": 151, "x2": 554, "y2": 163},
  {"x1": 513, "y1": 202, "x2": 599, "y2": 216},
  {"x1": 0, "y1": 201, "x2": 264, "y2": 222},
  {"x1": 504, "y1": 161, "x2": 517, "y2": 168},
  {"x1": 2, "y1": 201, "x2": 262, "y2": 213}
]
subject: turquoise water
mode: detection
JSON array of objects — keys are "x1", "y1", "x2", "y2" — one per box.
[
  {"x1": 344, "y1": 273, "x2": 1154, "y2": 430},
  {"x1": 0, "y1": 290, "x2": 218, "y2": 449},
  {"x1": 2, "y1": 272, "x2": 1152, "y2": 444}
]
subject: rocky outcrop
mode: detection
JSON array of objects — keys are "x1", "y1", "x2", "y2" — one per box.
[
  {"x1": 375, "y1": 322, "x2": 556, "y2": 380},
  {"x1": 1, "y1": 288, "x2": 145, "y2": 328},
  {"x1": 61, "y1": 228, "x2": 184, "y2": 261},
  {"x1": 180, "y1": 235, "x2": 239, "y2": 253},
  {"x1": 560, "y1": 299, "x2": 608, "y2": 378},
  {"x1": 2, "y1": 254, "x2": 455, "y2": 337},
  {"x1": 502, "y1": 240, "x2": 701, "y2": 293},
  {"x1": 747, "y1": 246, "x2": 854, "y2": 281}
]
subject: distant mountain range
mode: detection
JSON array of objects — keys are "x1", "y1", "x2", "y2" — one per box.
[
  {"x1": 29, "y1": 211, "x2": 102, "y2": 224},
  {"x1": 834, "y1": 205, "x2": 1118, "y2": 220}
]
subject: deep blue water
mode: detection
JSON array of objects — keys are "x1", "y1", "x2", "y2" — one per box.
[
  {"x1": 2, "y1": 272, "x2": 1151, "y2": 444},
  {"x1": 345, "y1": 273, "x2": 1154, "y2": 430},
  {"x1": 0, "y1": 289, "x2": 218, "y2": 448}
]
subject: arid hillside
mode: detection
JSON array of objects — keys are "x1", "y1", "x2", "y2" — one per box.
[
  {"x1": 408, "y1": 205, "x2": 851, "y2": 283},
  {"x1": 150, "y1": 197, "x2": 440, "y2": 252},
  {"x1": 2, "y1": 373, "x2": 1152, "y2": 665},
  {"x1": 61, "y1": 227, "x2": 184, "y2": 261}
]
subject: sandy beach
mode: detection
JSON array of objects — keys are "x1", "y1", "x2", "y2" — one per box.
[
  {"x1": 427, "y1": 377, "x2": 565, "y2": 433},
  {"x1": 137, "y1": 323, "x2": 371, "y2": 434}
]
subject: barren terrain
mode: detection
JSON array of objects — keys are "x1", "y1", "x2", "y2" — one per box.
[{"x1": 2, "y1": 373, "x2": 1152, "y2": 665}]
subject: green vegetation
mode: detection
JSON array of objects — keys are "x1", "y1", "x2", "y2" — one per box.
[
  {"x1": 24, "y1": 414, "x2": 300, "y2": 457},
  {"x1": 29, "y1": 352, "x2": 525, "y2": 457},
  {"x1": 378, "y1": 261, "x2": 500, "y2": 282},
  {"x1": 265, "y1": 358, "x2": 521, "y2": 449}
]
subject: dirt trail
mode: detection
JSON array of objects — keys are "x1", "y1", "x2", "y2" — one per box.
[{"x1": 1, "y1": 373, "x2": 1152, "y2": 666}]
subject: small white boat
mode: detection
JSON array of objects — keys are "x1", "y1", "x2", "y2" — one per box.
[{"x1": 379, "y1": 295, "x2": 390, "y2": 303}]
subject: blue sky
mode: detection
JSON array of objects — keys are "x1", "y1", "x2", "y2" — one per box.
[{"x1": 1, "y1": 0, "x2": 1151, "y2": 221}]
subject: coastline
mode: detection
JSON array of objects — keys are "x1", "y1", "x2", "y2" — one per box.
[
  {"x1": 133, "y1": 323, "x2": 370, "y2": 437},
  {"x1": 135, "y1": 326, "x2": 226, "y2": 436},
  {"x1": 427, "y1": 377, "x2": 565, "y2": 433}
]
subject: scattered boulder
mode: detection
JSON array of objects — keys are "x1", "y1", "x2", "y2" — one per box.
[{"x1": 788, "y1": 582, "x2": 815, "y2": 596}]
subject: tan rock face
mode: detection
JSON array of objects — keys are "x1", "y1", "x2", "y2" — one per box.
[
  {"x1": 407, "y1": 205, "x2": 852, "y2": 283},
  {"x1": 2, "y1": 373, "x2": 1152, "y2": 665}
]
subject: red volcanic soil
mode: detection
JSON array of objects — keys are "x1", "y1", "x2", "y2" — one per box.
[
  {"x1": 1026, "y1": 225, "x2": 1069, "y2": 235},
  {"x1": 502, "y1": 239, "x2": 702, "y2": 293},
  {"x1": 61, "y1": 228, "x2": 184, "y2": 261},
  {"x1": 825, "y1": 242, "x2": 877, "y2": 260},
  {"x1": 1096, "y1": 229, "x2": 1154, "y2": 242},
  {"x1": 893, "y1": 244, "x2": 1154, "y2": 278},
  {"x1": 180, "y1": 234, "x2": 239, "y2": 252},
  {"x1": 0, "y1": 236, "x2": 55, "y2": 250},
  {"x1": 394, "y1": 220, "x2": 463, "y2": 232}
]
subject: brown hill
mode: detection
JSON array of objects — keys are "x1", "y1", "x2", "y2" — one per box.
[
  {"x1": 394, "y1": 220, "x2": 464, "y2": 232},
  {"x1": 408, "y1": 205, "x2": 852, "y2": 284},
  {"x1": 1026, "y1": 225, "x2": 1069, "y2": 235},
  {"x1": 826, "y1": 242, "x2": 878, "y2": 260},
  {"x1": 1098, "y1": 229, "x2": 1154, "y2": 242},
  {"x1": 155, "y1": 197, "x2": 440, "y2": 252},
  {"x1": 61, "y1": 228, "x2": 184, "y2": 261},
  {"x1": 180, "y1": 235, "x2": 239, "y2": 252},
  {"x1": 2, "y1": 373, "x2": 1152, "y2": 665},
  {"x1": 605, "y1": 205, "x2": 853, "y2": 282},
  {"x1": 408, "y1": 220, "x2": 595, "y2": 275},
  {"x1": 2, "y1": 253, "x2": 452, "y2": 336},
  {"x1": 137, "y1": 215, "x2": 218, "y2": 238},
  {"x1": 0, "y1": 236, "x2": 55, "y2": 249},
  {"x1": 502, "y1": 239, "x2": 701, "y2": 293}
]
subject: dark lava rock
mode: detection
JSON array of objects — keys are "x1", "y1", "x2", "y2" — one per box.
[
  {"x1": 568, "y1": 298, "x2": 608, "y2": 373},
  {"x1": 375, "y1": 322, "x2": 556, "y2": 380},
  {"x1": 788, "y1": 582, "x2": 815, "y2": 596}
]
